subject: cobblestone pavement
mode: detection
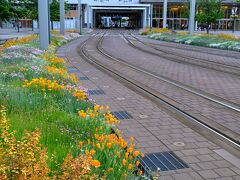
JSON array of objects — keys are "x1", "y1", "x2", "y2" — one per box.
[{"x1": 57, "y1": 32, "x2": 240, "y2": 180}]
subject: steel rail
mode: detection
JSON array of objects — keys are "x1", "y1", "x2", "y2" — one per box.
[
  {"x1": 76, "y1": 31, "x2": 240, "y2": 151},
  {"x1": 125, "y1": 33, "x2": 240, "y2": 76},
  {"x1": 101, "y1": 32, "x2": 240, "y2": 113}
]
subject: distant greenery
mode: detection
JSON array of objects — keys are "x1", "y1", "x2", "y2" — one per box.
[
  {"x1": 196, "y1": 0, "x2": 224, "y2": 34},
  {"x1": 0, "y1": 0, "x2": 69, "y2": 30},
  {"x1": 0, "y1": 0, "x2": 13, "y2": 27}
]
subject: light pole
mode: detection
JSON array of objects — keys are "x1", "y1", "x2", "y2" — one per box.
[
  {"x1": 231, "y1": 6, "x2": 238, "y2": 33},
  {"x1": 78, "y1": 0, "x2": 82, "y2": 35},
  {"x1": 150, "y1": 4, "x2": 153, "y2": 31},
  {"x1": 38, "y1": 0, "x2": 50, "y2": 49}
]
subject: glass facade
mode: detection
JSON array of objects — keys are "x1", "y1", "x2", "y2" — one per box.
[{"x1": 151, "y1": 3, "x2": 240, "y2": 30}]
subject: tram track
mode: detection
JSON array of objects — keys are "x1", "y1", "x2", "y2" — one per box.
[
  {"x1": 105, "y1": 32, "x2": 240, "y2": 113},
  {"x1": 123, "y1": 33, "x2": 240, "y2": 76},
  {"x1": 73, "y1": 31, "x2": 240, "y2": 154}
]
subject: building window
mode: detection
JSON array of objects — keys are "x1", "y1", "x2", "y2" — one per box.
[{"x1": 68, "y1": 4, "x2": 77, "y2": 10}]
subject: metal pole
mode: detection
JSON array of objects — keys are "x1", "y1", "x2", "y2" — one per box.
[
  {"x1": 163, "y1": 0, "x2": 168, "y2": 28},
  {"x1": 189, "y1": 0, "x2": 196, "y2": 34},
  {"x1": 60, "y1": 0, "x2": 65, "y2": 35},
  {"x1": 78, "y1": 0, "x2": 82, "y2": 34},
  {"x1": 150, "y1": 4, "x2": 153, "y2": 31},
  {"x1": 48, "y1": 0, "x2": 51, "y2": 44},
  {"x1": 87, "y1": 5, "x2": 90, "y2": 31},
  {"x1": 38, "y1": 0, "x2": 50, "y2": 49}
]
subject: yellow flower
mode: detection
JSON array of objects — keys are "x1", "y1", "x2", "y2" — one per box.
[
  {"x1": 78, "y1": 110, "x2": 86, "y2": 118},
  {"x1": 107, "y1": 143, "x2": 112, "y2": 149},
  {"x1": 136, "y1": 161, "x2": 140, "y2": 166},
  {"x1": 91, "y1": 160, "x2": 101, "y2": 168},
  {"x1": 85, "y1": 150, "x2": 89, "y2": 156},
  {"x1": 122, "y1": 159, "x2": 127, "y2": 166},
  {"x1": 107, "y1": 168, "x2": 113, "y2": 173},
  {"x1": 127, "y1": 147, "x2": 133, "y2": 153},
  {"x1": 94, "y1": 105, "x2": 99, "y2": 112},
  {"x1": 130, "y1": 136, "x2": 134, "y2": 142},
  {"x1": 88, "y1": 156, "x2": 92, "y2": 161},
  {"x1": 141, "y1": 153, "x2": 145, "y2": 158},
  {"x1": 78, "y1": 141, "x2": 83, "y2": 149},
  {"x1": 133, "y1": 150, "x2": 140, "y2": 157},
  {"x1": 90, "y1": 149, "x2": 96, "y2": 156},
  {"x1": 96, "y1": 143, "x2": 101, "y2": 149},
  {"x1": 128, "y1": 164, "x2": 133, "y2": 170},
  {"x1": 125, "y1": 152, "x2": 129, "y2": 159}
]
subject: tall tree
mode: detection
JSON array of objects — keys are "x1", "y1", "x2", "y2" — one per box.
[
  {"x1": 9, "y1": 0, "x2": 30, "y2": 32},
  {"x1": 26, "y1": 0, "x2": 38, "y2": 30},
  {"x1": 50, "y1": 0, "x2": 60, "y2": 30},
  {"x1": 0, "y1": 0, "x2": 13, "y2": 28},
  {"x1": 196, "y1": 0, "x2": 224, "y2": 34}
]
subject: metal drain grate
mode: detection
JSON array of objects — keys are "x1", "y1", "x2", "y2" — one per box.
[
  {"x1": 111, "y1": 111, "x2": 133, "y2": 120},
  {"x1": 139, "y1": 151, "x2": 188, "y2": 172},
  {"x1": 78, "y1": 76, "x2": 90, "y2": 80},
  {"x1": 88, "y1": 89, "x2": 105, "y2": 95},
  {"x1": 68, "y1": 68, "x2": 78, "y2": 73}
]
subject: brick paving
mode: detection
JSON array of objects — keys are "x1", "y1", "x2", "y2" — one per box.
[
  {"x1": 97, "y1": 32, "x2": 240, "y2": 138},
  {"x1": 57, "y1": 33, "x2": 240, "y2": 179},
  {"x1": 102, "y1": 33, "x2": 240, "y2": 105}
]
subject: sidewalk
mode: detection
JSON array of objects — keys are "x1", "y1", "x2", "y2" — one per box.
[{"x1": 0, "y1": 28, "x2": 36, "y2": 40}]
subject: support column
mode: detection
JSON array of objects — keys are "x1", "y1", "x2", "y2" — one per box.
[
  {"x1": 87, "y1": 5, "x2": 90, "y2": 30},
  {"x1": 163, "y1": 0, "x2": 168, "y2": 28},
  {"x1": 189, "y1": 0, "x2": 196, "y2": 34},
  {"x1": 78, "y1": 0, "x2": 82, "y2": 34},
  {"x1": 150, "y1": 4, "x2": 153, "y2": 31},
  {"x1": 143, "y1": 9, "x2": 147, "y2": 27},
  {"x1": 60, "y1": 0, "x2": 65, "y2": 35},
  {"x1": 38, "y1": 0, "x2": 49, "y2": 49}
]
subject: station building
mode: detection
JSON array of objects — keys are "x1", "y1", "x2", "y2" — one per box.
[
  {"x1": 67, "y1": 0, "x2": 240, "y2": 30},
  {"x1": 66, "y1": 0, "x2": 151, "y2": 28}
]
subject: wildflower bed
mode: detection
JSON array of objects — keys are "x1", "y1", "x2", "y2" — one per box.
[
  {"x1": 0, "y1": 34, "x2": 144, "y2": 179},
  {"x1": 142, "y1": 29, "x2": 240, "y2": 52}
]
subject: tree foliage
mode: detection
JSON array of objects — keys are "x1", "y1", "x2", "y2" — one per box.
[
  {"x1": 196, "y1": 0, "x2": 224, "y2": 33},
  {"x1": 0, "y1": 0, "x2": 13, "y2": 23},
  {"x1": 50, "y1": 0, "x2": 60, "y2": 22}
]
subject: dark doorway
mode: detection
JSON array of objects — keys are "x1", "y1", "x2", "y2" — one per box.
[{"x1": 94, "y1": 9, "x2": 143, "y2": 29}]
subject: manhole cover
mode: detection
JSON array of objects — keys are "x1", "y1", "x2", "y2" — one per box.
[
  {"x1": 111, "y1": 111, "x2": 133, "y2": 120},
  {"x1": 88, "y1": 89, "x2": 105, "y2": 95},
  {"x1": 116, "y1": 97, "x2": 125, "y2": 101},
  {"x1": 139, "y1": 151, "x2": 189, "y2": 172},
  {"x1": 78, "y1": 76, "x2": 89, "y2": 80},
  {"x1": 139, "y1": 115, "x2": 148, "y2": 119},
  {"x1": 173, "y1": 142, "x2": 185, "y2": 147}
]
